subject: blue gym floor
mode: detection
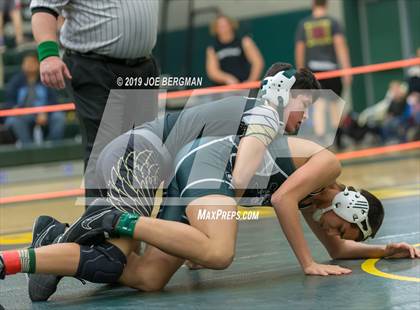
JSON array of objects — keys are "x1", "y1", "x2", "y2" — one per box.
[{"x1": 0, "y1": 155, "x2": 419, "y2": 309}]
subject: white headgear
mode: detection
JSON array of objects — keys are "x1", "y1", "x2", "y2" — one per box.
[
  {"x1": 313, "y1": 187, "x2": 372, "y2": 240},
  {"x1": 261, "y1": 68, "x2": 296, "y2": 107}
]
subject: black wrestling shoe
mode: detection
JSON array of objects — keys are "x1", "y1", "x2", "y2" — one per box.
[
  {"x1": 63, "y1": 201, "x2": 139, "y2": 244},
  {"x1": 28, "y1": 215, "x2": 68, "y2": 302},
  {"x1": 59, "y1": 200, "x2": 115, "y2": 245},
  {"x1": 0, "y1": 255, "x2": 5, "y2": 280},
  {"x1": 28, "y1": 202, "x2": 128, "y2": 301},
  {"x1": 28, "y1": 273, "x2": 62, "y2": 302},
  {"x1": 31, "y1": 216, "x2": 68, "y2": 248}
]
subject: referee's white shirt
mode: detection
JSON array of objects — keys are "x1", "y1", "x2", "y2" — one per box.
[{"x1": 31, "y1": 0, "x2": 158, "y2": 59}]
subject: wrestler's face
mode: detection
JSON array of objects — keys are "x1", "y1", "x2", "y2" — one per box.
[
  {"x1": 319, "y1": 210, "x2": 361, "y2": 241},
  {"x1": 284, "y1": 94, "x2": 311, "y2": 134},
  {"x1": 303, "y1": 186, "x2": 361, "y2": 241}
]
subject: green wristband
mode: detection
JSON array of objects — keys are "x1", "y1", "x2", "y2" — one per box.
[
  {"x1": 37, "y1": 40, "x2": 60, "y2": 62},
  {"x1": 28, "y1": 248, "x2": 36, "y2": 274}
]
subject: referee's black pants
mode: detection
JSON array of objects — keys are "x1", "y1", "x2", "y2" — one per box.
[{"x1": 63, "y1": 52, "x2": 159, "y2": 207}]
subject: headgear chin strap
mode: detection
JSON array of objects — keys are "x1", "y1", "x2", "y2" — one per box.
[
  {"x1": 312, "y1": 187, "x2": 372, "y2": 241},
  {"x1": 261, "y1": 68, "x2": 296, "y2": 107}
]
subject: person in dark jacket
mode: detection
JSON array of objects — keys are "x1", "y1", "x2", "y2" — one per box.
[{"x1": 4, "y1": 52, "x2": 65, "y2": 145}]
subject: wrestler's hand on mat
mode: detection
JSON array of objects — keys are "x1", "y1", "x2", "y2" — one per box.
[
  {"x1": 40, "y1": 56, "x2": 72, "y2": 89},
  {"x1": 384, "y1": 243, "x2": 420, "y2": 259},
  {"x1": 303, "y1": 262, "x2": 352, "y2": 276}
]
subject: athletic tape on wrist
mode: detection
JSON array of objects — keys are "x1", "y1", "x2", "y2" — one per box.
[{"x1": 37, "y1": 41, "x2": 60, "y2": 62}]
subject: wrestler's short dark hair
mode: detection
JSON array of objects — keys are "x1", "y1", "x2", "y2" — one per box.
[{"x1": 360, "y1": 189, "x2": 384, "y2": 239}]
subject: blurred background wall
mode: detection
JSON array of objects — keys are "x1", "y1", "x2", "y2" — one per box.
[{"x1": 154, "y1": 0, "x2": 418, "y2": 111}]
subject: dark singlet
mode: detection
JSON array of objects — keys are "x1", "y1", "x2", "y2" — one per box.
[
  {"x1": 157, "y1": 135, "x2": 319, "y2": 224},
  {"x1": 138, "y1": 96, "x2": 280, "y2": 162}
]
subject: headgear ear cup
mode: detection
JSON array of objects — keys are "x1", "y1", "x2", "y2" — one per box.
[{"x1": 261, "y1": 69, "x2": 296, "y2": 107}]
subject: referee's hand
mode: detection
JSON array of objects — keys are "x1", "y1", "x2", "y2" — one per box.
[{"x1": 40, "y1": 56, "x2": 72, "y2": 89}]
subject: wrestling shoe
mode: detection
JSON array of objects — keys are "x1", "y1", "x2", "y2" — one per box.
[
  {"x1": 28, "y1": 202, "x2": 130, "y2": 301},
  {"x1": 31, "y1": 215, "x2": 68, "y2": 248},
  {"x1": 63, "y1": 203, "x2": 139, "y2": 243},
  {"x1": 28, "y1": 215, "x2": 68, "y2": 302},
  {"x1": 59, "y1": 200, "x2": 115, "y2": 245}
]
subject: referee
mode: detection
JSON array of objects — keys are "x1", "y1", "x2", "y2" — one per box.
[{"x1": 30, "y1": 0, "x2": 160, "y2": 205}]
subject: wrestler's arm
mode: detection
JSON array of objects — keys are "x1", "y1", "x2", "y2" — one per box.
[
  {"x1": 302, "y1": 212, "x2": 420, "y2": 259},
  {"x1": 232, "y1": 135, "x2": 267, "y2": 197},
  {"x1": 232, "y1": 106, "x2": 280, "y2": 197},
  {"x1": 271, "y1": 140, "x2": 351, "y2": 275}
]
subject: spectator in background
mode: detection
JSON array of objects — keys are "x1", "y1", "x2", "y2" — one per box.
[
  {"x1": 406, "y1": 48, "x2": 420, "y2": 141},
  {"x1": 206, "y1": 14, "x2": 264, "y2": 85},
  {"x1": 381, "y1": 81, "x2": 410, "y2": 143},
  {"x1": 407, "y1": 48, "x2": 420, "y2": 95},
  {"x1": 295, "y1": 0, "x2": 351, "y2": 149},
  {"x1": 0, "y1": 0, "x2": 24, "y2": 49},
  {"x1": 4, "y1": 52, "x2": 65, "y2": 145},
  {"x1": 406, "y1": 92, "x2": 420, "y2": 141}
]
